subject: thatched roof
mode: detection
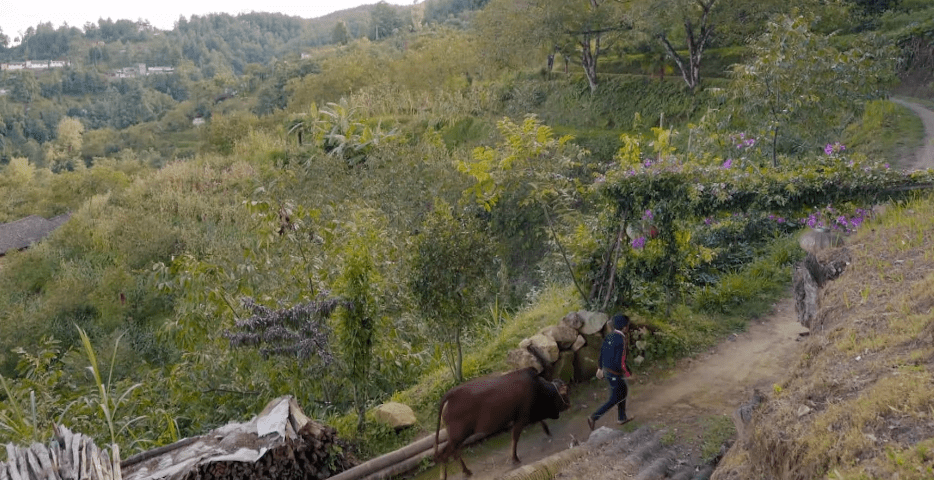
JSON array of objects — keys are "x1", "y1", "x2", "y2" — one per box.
[{"x1": 0, "y1": 214, "x2": 71, "y2": 256}]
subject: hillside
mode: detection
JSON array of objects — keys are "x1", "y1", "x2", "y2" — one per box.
[{"x1": 1, "y1": 0, "x2": 934, "y2": 477}]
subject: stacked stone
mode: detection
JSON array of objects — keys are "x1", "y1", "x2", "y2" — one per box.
[{"x1": 506, "y1": 311, "x2": 614, "y2": 384}]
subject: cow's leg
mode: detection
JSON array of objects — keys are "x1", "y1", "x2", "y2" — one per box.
[
  {"x1": 510, "y1": 424, "x2": 525, "y2": 464},
  {"x1": 458, "y1": 455, "x2": 472, "y2": 477},
  {"x1": 539, "y1": 421, "x2": 551, "y2": 436}
]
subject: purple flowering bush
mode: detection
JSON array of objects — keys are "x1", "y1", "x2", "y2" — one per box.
[
  {"x1": 799, "y1": 204, "x2": 870, "y2": 233},
  {"x1": 824, "y1": 142, "x2": 846, "y2": 156}
]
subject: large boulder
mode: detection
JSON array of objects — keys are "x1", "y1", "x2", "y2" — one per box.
[
  {"x1": 578, "y1": 311, "x2": 609, "y2": 335},
  {"x1": 573, "y1": 345, "x2": 600, "y2": 381},
  {"x1": 539, "y1": 325, "x2": 579, "y2": 350},
  {"x1": 373, "y1": 402, "x2": 417, "y2": 431},
  {"x1": 560, "y1": 311, "x2": 585, "y2": 331},
  {"x1": 522, "y1": 333, "x2": 559, "y2": 363},
  {"x1": 507, "y1": 348, "x2": 544, "y2": 372},
  {"x1": 553, "y1": 351, "x2": 576, "y2": 383},
  {"x1": 582, "y1": 332, "x2": 603, "y2": 351}
]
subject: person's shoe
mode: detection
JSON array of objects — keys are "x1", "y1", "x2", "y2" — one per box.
[
  {"x1": 616, "y1": 416, "x2": 634, "y2": 426},
  {"x1": 587, "y1": 417, "x2": 596, "y2": 431}
]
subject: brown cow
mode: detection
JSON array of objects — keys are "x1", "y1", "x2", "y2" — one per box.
[{"x1": 433, "y1": 366, "x2": 570, "y2": 479}]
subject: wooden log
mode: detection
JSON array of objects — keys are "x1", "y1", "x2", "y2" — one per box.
[
  {"x1": 79, "y1": 439, "x2": 89, "y2": 480},
  {"x1": 48, "y1": 437, "x2": 61, "y2": 480},
  {"x1": 5, "y1": 445, "x2": 25, "y2": 480},
  {"x1": 71, "y1": 430, "x2": 83, "y2": 480},
  {"x1": 327, "y1": 429, "x2": 449, "y2": 480},
  {"x1": 358, "y1": 447, "x2": 435, "y2": 480},
  {"x1": 28, "y1": 443, "x2": 56, "y2": 480},
  {"x1": 111, "y1": 443, "x2": 122, "y2": 480},
  {"x1": 120, "y1": 436, "x2": 199, "y2": 470}
]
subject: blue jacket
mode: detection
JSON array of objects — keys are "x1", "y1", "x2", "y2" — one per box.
[{"x1": 598, "y1": 330, "x2": 631, "y2": 377}]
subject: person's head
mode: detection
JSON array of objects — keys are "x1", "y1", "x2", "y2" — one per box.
[{"x1": 612, "y1": 313, "x2": 630, "y2": 331}]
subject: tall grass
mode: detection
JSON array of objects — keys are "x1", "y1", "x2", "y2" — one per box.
[{"x1": 77, "y1": 326, "x2": 144, "y2": 448}]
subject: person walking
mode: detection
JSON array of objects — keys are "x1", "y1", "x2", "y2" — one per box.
[{"x1": 588, "y1": 313, "x2": 633, "y2": 430}]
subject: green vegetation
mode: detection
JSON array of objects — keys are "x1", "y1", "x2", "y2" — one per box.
[{"x1": 0, "y1": 0, "x2": 933, "y2": 471}]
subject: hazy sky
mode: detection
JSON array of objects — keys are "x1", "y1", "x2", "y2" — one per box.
[{"x1": 0, "y1": 0, "x2": 416, "y2": 44}]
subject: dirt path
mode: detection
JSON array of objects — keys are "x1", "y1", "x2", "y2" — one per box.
[
  {"x1": 891, "y1": 97, "x2": 934, "y2": 170},
  {"x1": 408, "y1": 296, "x2": 808, "y2": 480}
]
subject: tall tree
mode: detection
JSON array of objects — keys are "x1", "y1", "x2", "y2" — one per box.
[
  {"x1": 331, "y1": 21, "x2": 351, "y2": 46},
  {"x1": 729, "y1": 14, "x2": 896, "y2": 165},
  {"x1": 45, "y1": 117, "x2": 85, "y2": 173},
  {"x1": 370, "y1": 1, "x2": 405, "y2": 40},
  {"x1": 408, "y1": 201, "x2": 495, "y2": 383},
  {"x1": 650, "y1": 0, "x2": 717, "y2": 92},
  {"x1": 333, "y1": 227, "x2": 380, "y2": 434}
]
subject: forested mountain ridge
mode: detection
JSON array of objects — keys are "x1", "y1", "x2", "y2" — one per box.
[{"x1": 0, "y1": 0, "x2": 933, "y2": 476}]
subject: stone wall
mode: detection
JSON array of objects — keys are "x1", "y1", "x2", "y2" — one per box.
[{"x1": 506, "y1": 311, "x2": 615, "y2": 384}]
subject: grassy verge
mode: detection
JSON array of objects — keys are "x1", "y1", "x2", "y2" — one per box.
[{"x1": 716, "y1": 194, "x2": 934, "y2": 479}]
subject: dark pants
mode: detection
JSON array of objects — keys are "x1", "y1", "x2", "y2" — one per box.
[{"x1": 591, "y1": 373, "x2": 628, "y2": 422}]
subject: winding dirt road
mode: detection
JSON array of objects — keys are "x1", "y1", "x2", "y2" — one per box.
[{"x1": 891, "y1": 97, "x2": 934, "y2": 170}]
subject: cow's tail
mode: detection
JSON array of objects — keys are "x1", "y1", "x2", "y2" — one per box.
[{"x1": 434, "y1": 393, "x2": 448, "y2": 459}]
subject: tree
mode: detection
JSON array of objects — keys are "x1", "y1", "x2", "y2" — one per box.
[
  {"x1": 0, "y1": 26, "x2": 9, "y2": 50},
  {"x1": 650, "y1": 0, "x2": 717, "y2": 92},
  {"x1": 332, "y1": 221, "x2": 380, "y2": 434},
  {"x1": 331, "y1": 21, "x2": 351, "y2": 46},
  {"x1": 10, "y1": 71, "x2": 40, "y2": 104},
  {"x1": 408, "y1": 201, "x2": 495, "y2": 383},
  {"x1": 45, "y1": 117, "x2": 85, "y2": 173},
  {"x1": 476, "y1": 0, "x2": 631, "y2": 93},
  {"x1": 370, "y1": 1, "x2": 405, "y2": 40},
  {"x1": 729, "y1": 14, "x2": 896, "y2": 165},
  {"x1": 458, "y1": 115, "x2": 587, "y2": 304}
]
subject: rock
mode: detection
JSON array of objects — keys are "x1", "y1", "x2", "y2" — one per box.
[
  {"x1": 519, "y1": 338, "x2": 532, "y2": 349},
  {"x1": 796, "y1": 405, "x2": 812, "y2": 417},
  {"x1": 528, "y1": 333, "x2": 559, "y2": 363},
  {"x1": 573, "y1": 346, "x2": 600, "y2": 381},
  {"x1": 373, "y1": 402, "x2": 417, "y2": 430},
  {"x1": 561, "y1": 311, "x2": 585, "y2": 331},
  {"x1": 799, "y1": 229, "x2": 844, "y2": 254},
  {"x1": 793, "y1": 249, "x2": 852, "y2": 329},
  {"x1": 578, "y1": 311, "x2": 609, "y2": 335},
  {"x1": 571, "y1": 335, "x2": 586, "y2": 352},
  {"x1": 732, "y1": 389, "x2": 765, "y2": 443},
  {"x1": 582, "y1": 332, "x2": 603, "y2": 351},
  {"x1": 539, "y1": 325, "x2": 579, "y2": 350},
  {"x1": 553, "y1": 351, "x2": 576, "y2": 383},
  {"x1": 507, "y1": 348, "x2": 543, "y2": 372}
]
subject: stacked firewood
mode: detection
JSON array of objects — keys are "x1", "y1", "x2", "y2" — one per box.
[
  {"x1": 178, "y1": 420, "x2": 350, "y2": 480},
  {"x1": 120, "y1": 396, "x2": 354, "y2": 480},
  {"x1": 0, "y1": 424, "x2": 122, "y2": 480}
]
